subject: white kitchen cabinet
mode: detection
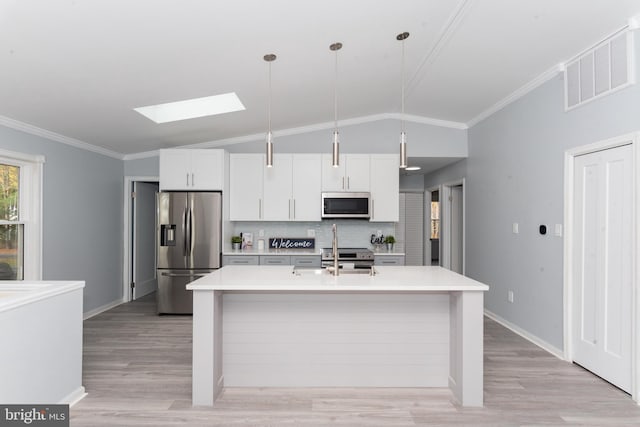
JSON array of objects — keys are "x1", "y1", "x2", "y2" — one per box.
[
  {"x1": 159, "y1": 149, "x2": 224, "y2": 191},
  {"x1": 263, "y1": 155, "x2": 293, "y2": 221},
  {"x1": 291, "y1": 154, "x2": 321, "y2": 221},
  {"x1": 263, "y1": 154, "x2": 321, "y2": 221},
  {"x1": 321, "y1": 154, "x2": 370, "y2": 192},
  {"x1": 229, "y1": 154, "x2": 264, "y2": 221},
  {"x1": 370, "y1": 154, "x2": 399, "y2": 222}
]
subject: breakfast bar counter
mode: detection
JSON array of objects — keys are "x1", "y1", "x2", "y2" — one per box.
[{"x1": 187, "y1": 265, "x2": 489, "y2": 407}]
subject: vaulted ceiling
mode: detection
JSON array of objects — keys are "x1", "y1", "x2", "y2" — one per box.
[{"x1": 0, "y1": 0, "x2": 638, "y2": 157}]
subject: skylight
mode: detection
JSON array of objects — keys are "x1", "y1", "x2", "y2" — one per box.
[{"x1": 134, "y1": 92, "x2": 245, "y2": 123}]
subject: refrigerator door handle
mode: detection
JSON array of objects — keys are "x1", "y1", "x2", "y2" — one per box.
[
  {"x1": 188, "y1": 207, "x2": 194, "y2": 257},
  {"x1": 160, "y1": 272, "x2": 205, "y2": 278},
  {"x1": 183, "y1": 207, "x2": 189, "y2": 256}
]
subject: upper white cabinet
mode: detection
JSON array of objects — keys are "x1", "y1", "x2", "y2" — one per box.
[
  {"x1": 370, "y1": 154, "x2": 399, "y2": 222},
  {"x1": 159, "y1": 149, "x2": 224, "y2": 191},
  {"x1": 229, "y1": 154, "x2": 264, "y2": 221},
  {"x1": 291, "y1": 154, "x2": 322, "y2": 221},
  {"x1": 263, "y1": 155, "x2": 293, "y2": 221},
  {"x1": 229, "y1": 152, "x2": 396, "y2": 222},
  {"x1": 321, "y1": 154, "x2": 370, "y2": 192},
  {"x1": 262, "y1": 154, "x2": 322, "y2": 221}
]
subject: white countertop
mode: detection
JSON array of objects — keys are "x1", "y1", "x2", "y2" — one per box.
[
  {"x1": 187, "y1": 265, "x2": 489, "y2": 292},
  {"x1": 0, "y1": 281, "x2": 85, "y2": 313}
]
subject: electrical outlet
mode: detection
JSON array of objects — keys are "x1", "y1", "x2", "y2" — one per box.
[
  {"x1": 508, "y1": 291, "x2": 514, "y2": 303},
  {"x1": 259, "y1": 229, "x2": 265, "y2": 237},
  {"x1": 512, "y1": 223, "x2": 519, "y2": 234},
  {"x1": 307, "y1": 229, "x2": 315, "y2": 238}
]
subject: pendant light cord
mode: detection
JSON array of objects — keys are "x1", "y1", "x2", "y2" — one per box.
[
  {"x1": 334, "y1": 48, "x2": 338, "y2": 132},
  {"x1": 268, "y1": 60, "x2": 272, "y2": 135},
  {"x1": 401, "y1": 36, "x2": 405, "y2": 134}
]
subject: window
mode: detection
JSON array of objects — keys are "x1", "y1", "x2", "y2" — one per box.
[
  {"x1": 0, "y1": 149, "x2": 43, "y2": 280},
  {"x1": 430, "y1": 201, "x2": 440, "y2": 240},
  {"x1": 0, "y1": 164, "x2": 23, "y2": 279}
]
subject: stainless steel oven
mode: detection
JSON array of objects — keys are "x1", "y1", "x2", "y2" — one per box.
[{"x1": 321, "y1": 247, "x2": 374, "y2": 269}]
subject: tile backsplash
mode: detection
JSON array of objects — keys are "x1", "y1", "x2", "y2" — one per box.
[{"x1": 231, "y1": 220, "x2": 398, "y2": 250}]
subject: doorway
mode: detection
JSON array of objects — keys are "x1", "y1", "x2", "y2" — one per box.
[
  {"x1": 565, "y1": 132, "x2": 639, "y2": 401},
  {"x1": 123, "y1": 177, "x2": 159, "y2": 302},
  {"x1": 428, "y1": 189, "x2": 441, "y2": 266},
  {"x1": 440, "y1": 180, "x2": 465, "y2": 274}
]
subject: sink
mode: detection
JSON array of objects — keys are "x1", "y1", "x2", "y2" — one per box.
[{"x1": 292, "y1": 267, "x2": 377, "y2": 276}]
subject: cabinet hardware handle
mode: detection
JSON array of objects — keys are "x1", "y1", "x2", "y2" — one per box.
[
  {"x1": 293, "y1": 199, "x2": 296, "y2": 219},
  {"x1": 259, "y1": 199, "x2": 263, "y2": 219},
  {"x1": 186, "y1": 173, "x2": 189, "y2": 187},
  {"x1": 371, "y1": 199, "x2": 374, "y2": 220},
  {"x1": 289, "y1": 199, "x2": 292, "y2": 220},
  {"x1": 342, "y1": 177, "x2": 345, "y2": 190},
  {"x1": 191, "y1": 173, "x2": 195, "y2": 187},
  {"x1": 347, "y1": 176, "x2": 350, "y2": 189}
]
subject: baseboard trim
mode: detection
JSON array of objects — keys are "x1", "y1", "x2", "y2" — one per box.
[
  {"x1": 60, "y1": 386, "x2": 86, "y2": 406},
  {"x1": 83, "y1": 297, "x2": 125, "y2": 320},
  {"x1": 484, "y1": 309, "x2": 565, "y2": 360}
]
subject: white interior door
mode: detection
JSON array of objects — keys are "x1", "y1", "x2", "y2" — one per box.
[
  {"x1": 572, "y1": 143, "x2": 632, "y2": 393},
  {"x1": 132, "y1": 181, "x2": 159, "y2": 300}
]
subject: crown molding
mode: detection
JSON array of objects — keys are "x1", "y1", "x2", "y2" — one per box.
[
  {"x1": 466, "y1": 63, "x2": 564, "y2": 128},
  {"x1": 122, "y1": 150, "x2": 160, "y2": 161},
  {"x1": 0, "y1": 115, "x2": 124, "y2": 159}
]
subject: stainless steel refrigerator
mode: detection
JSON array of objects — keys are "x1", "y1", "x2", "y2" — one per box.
[{"x1": 157, "y1": 191, "x2": 222, "y2": 314}]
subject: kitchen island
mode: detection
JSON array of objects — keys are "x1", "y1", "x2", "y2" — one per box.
[{"x1": 187, "y1": 265, "x2": 489, "y2": 407}]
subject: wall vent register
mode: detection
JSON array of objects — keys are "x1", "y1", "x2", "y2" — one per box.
[{"x1": 565, "y1": 28, "x2": 635, "y2": 110}]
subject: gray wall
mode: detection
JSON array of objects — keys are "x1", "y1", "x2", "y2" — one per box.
[
  {"x1": 124, "y1": 155, "x2": 159, "y2": 177},
  {"x1": 424, "y1": 31, "x2": 640, "y2": 350},
  {"x1": 0, "y1": 128, "x2": 124, "y2": 313},
  {"x1": 123, "y1": 118, "x2": 468, "y2": 176}
]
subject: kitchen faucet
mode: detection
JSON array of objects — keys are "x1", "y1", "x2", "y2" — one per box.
[{"x1": 332, "y1": 223, "x2": 339, "y2": 276}]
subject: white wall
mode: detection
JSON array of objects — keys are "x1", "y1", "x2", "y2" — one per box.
[{"x1": 425, "y1": 30, "x2": 640, "y2": 350}]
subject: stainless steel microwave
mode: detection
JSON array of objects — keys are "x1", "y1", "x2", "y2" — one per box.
[{"x1": 321, "y1": 192, "x2": 370, "y2": 219}]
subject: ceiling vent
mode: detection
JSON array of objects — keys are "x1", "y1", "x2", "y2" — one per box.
[{"x1": 565, "y1": 29, "x2": 635, "y2": 110}]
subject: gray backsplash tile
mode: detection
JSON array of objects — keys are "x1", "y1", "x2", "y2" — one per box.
[{"x1": 231, "y1": 220, "x2": 397, "y2": 250}]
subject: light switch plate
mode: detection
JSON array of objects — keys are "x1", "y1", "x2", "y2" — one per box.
[
  {"x1": 512, "y1": 223, "x2": 519, "y2": 234},
  {"x1": 307, "y1": 229, "x2": 315, "y2": 237},
  {"x1": 554, "y1": 224, "x2": 563, "y2": 237}
]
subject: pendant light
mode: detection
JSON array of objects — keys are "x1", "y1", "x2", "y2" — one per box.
[
  {"x1": 330, "y1": 42, "x2": 342, "y2": 168},
  {"x1": 397, "y1": 32, "x2": 409, "y2": 169},
  {"x1": 264, "y1": 53, "x2": 276, "y2": 168}
]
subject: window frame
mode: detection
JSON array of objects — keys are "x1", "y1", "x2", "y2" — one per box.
[{"x1": 0, "y1": 148, "x2": 44, "y2": 280}]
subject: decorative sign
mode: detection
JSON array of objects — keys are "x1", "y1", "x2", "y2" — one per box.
[{"x1": 268, "y1": 237, "x2": 315, "y2": 250}]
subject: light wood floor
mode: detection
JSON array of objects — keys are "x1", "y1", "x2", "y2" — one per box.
[{"x1": 71, "y1": 293, "x2": 640, "y2": 426}]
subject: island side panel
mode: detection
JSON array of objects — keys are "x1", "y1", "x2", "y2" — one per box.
[
  {"x1": 222, "y1": 292, "x2": 450, "y2": 387},
  {"x1": 449, "y1": 290, "x2": 484, "y2": 407},
  {"x1": 192, "y1": 289, "x2": 223, "y2": 406}
]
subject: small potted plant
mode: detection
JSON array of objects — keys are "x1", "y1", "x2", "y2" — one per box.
[
  {"x1": 231, "y1": 236, "x2": 242, "y2": 250},
  {"x1": 384, "y1": 235, "x2": 395, "y2": 252}
]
